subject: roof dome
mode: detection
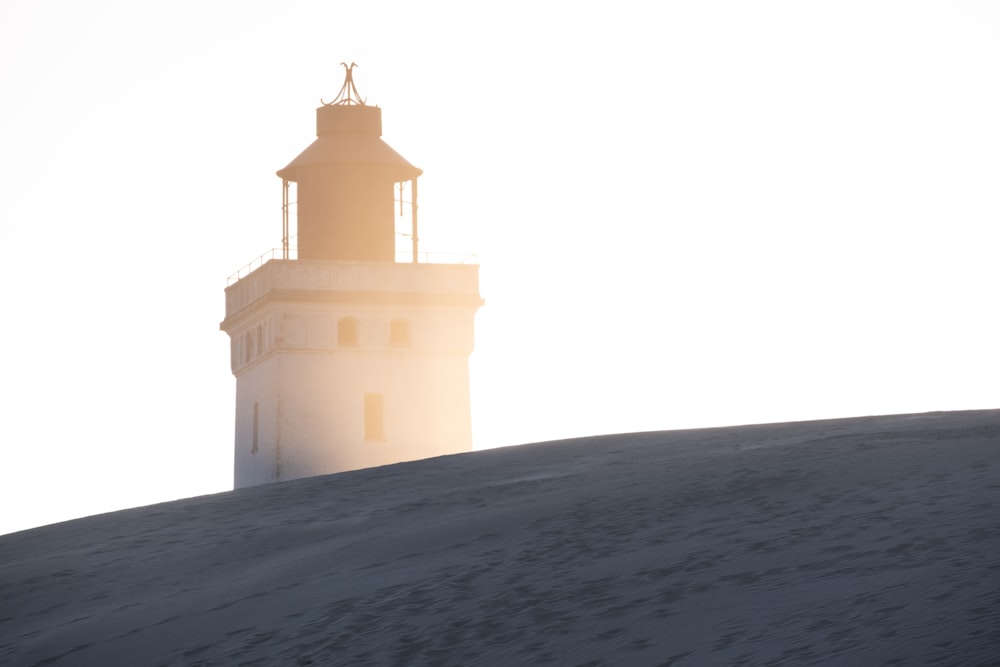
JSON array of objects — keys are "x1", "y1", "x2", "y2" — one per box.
[
  {"x1": 277, "y1": 105, "x2": 422, "y2": 183},
  {"x1": 277, "y1": 65, "x2": 421, "y2": 183}
]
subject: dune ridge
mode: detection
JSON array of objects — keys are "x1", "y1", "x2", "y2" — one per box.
[{"x1": 1, "y1": 410, "x2": 998, "y2": 665}]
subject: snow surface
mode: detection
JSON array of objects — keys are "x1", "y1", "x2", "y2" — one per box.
[{"x1": 1, "y1": 410, "x2": 998, "y2": 665}]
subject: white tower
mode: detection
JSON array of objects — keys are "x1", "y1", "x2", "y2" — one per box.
[{"x1": 221, "y1": 66, "x2": 483, "y2": 488}]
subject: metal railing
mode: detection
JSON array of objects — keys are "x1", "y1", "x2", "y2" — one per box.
[
  {"x1": 394, "y1": 251, "x2": 479, "y2": 265},
  {"x1": 227, "y1": 248, "x2": 478, "y2": 286},
  {"x1": 227, "y1": 248, "x2": 291, "y2": 286}
]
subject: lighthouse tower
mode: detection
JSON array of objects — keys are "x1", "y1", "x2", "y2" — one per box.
[{"x1": 221, "y1": 65, "x2": 483, "y2": 488}]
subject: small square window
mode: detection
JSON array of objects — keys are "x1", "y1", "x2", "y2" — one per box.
[
  {"x1": 389, "y1": 319, "x2": 411, "y2": 349},
  {"x1": 338, "y1": 318, "x2": 359, "y2": 347}
]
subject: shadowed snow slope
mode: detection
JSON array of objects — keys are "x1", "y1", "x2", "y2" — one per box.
[{"x1": 2, "y1": 410, "x2": 998, "y2": 665}]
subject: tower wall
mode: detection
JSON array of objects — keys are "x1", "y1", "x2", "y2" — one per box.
[
  {"x1": 223, "y1": 260, "x2": 481, "y2": 488},
  {"x1": 295, "y1": 165, "x2": 396, "y2": 261}
]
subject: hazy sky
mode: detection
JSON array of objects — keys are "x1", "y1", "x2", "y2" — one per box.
[{"x1": 2, "y1": 1, "x2": 998, "y2": 535}]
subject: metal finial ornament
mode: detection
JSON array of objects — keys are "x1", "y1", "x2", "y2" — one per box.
[{"x1": 321, "y1": 62, "x2": 367, "y2": 106}]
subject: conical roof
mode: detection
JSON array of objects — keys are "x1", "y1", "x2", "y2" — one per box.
[{"x1": 277, "y1": 102, "x2": 421, "y2": 183}]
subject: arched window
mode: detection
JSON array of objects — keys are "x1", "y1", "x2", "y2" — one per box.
[
  {"x1": 337, "y1": 318, "x2": 359, "y2": 347},
  {"x1": 389, "y1": 318, "x2": 411, "y2": 349}
]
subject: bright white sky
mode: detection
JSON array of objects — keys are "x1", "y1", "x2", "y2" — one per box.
[{"x1": 1, "y1": 1, "x2": 997, "y2": 535}]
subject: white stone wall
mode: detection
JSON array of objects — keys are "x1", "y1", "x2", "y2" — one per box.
[{"x1": 223, "y1": 259, "x2": 481, "y2": 488}]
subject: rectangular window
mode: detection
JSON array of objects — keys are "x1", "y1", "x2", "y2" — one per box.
[
  {"x1": 251, "y1": 402, "x2": 259, "y2": 453},
  {"x1": 389, "y1": 319, "x2": 411, "y2": 349},
  {"x1": 364, "y1": 393, "x2": 384, "y2": 441},
  {"x1": 338, "y1": 318, "x2": 359, "y2": 347}
]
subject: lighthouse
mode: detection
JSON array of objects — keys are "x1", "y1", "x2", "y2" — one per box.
[{"x1": 221, "y1": 65, "x2": 483, "y2": 488}]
